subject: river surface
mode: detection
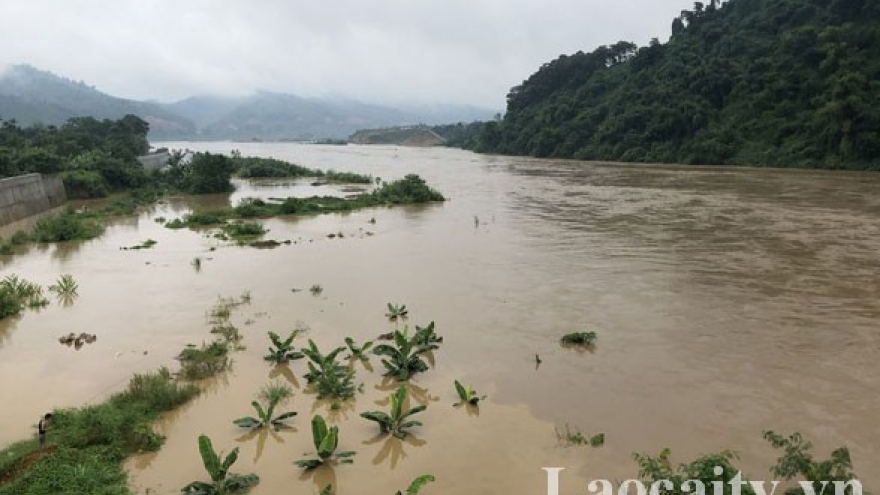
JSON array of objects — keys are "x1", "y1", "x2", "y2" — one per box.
[{"x1": 1, "y1": 144, "x2": 878, "y2": 493}]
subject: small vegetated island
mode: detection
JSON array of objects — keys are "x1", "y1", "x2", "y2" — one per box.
[{"x1": 0, "y1": 114, "x2": 444, "y2": 253}]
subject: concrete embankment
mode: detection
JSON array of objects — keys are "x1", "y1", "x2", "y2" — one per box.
[{"x1": 0, "y1": 174, "x2": 67, "y2": 227}]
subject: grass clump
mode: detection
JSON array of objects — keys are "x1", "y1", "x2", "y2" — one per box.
[
  {"x1": 560, "y1": 331, "x2": 597, "y2": 346},
  {"x1": 555, "y1": 425, "x2": 604, "y2": 448},
  {"x1": 222, "y1": 222, "x2": 266, "y2": 240},
  {"x1": 178, "y1": 341, "x2": 231, "y2": 380}
]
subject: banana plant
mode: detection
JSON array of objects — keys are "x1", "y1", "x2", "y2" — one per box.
[
  {"x1": 360, "y1": 385, "x2": 427, "y2": 439},
  {"x1": 344, "y1": 337, "x2": 373, "y2": 361},
  {"x1": 395, "y1": 475, "x2": 435, "y2": 495},
  {"x1": 302, "y1": 340, "x2": 356, "y2": 400},
  {"x1": 294, "y1": 414, "x2": 356, "y2": 469},
  {"x1": 182, "y1": 434, "x2": 260, "y2": 494},
  {"x1": 264, "y1": 330, "x2": 305, "y2": 364},
  {"x1": 454, "y1": 380, "x2": 486, "y2": 406},
  {"x1": 372, "y1": 326, "x2": 439, "y2": 381},
  {"x1": 386, "y1": 303, "x2": 408, "y2": 321},
  {"x1": 233, "y1": 394, "x2": 297, "y2": 431},
  {"x1": 413, "y1": 321, "x2": 442, "y2": 345}
]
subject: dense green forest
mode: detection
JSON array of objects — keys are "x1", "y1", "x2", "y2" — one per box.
[
  {"x1": 0, "y1": 115, "x2": 242, "y2": 198},
  {"x1": 468, "y1": 0, "x2": 880, "y2": 170}
]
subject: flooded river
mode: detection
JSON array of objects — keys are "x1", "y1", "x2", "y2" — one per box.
[{"x1": 1, "y1": 144, "x2": 878, "y2": 493}]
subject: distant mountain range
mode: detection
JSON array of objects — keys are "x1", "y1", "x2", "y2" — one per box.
[{"x1": 0, "y1": 65, "x2": 495, "y2": 141}]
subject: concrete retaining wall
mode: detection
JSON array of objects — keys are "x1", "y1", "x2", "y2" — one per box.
[{"x1": 0, "y1": 174, "x2": 67, "y2": 226}]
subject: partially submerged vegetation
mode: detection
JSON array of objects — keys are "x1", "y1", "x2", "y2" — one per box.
[
  {"x1": 231, "y1": 155, "x2": 372, "y2": 183},
  {"x1": 0, "y1": 275, "x2": 50, "y2": 319},
  {"x1": 560, "y1": 331, "x2": 597, "y2": 346},
  {"x1": 294, "y1": 415, "x2": 356, "y2": 470},
  {"x1": 556, "y1": 424, "x2": 605, "y2": 448},
  {"x1": 182, "y1": 435, "x2": 259, "y2": 495},
  {"x1": 233, "y1": 383, "x2": 297, "y2": 431},
  {"x1": 360, "y1": 385, "x2": 426, "y2": 440},
  {"x1": 163, "y1": 174, "x2": 444, "y2": 233}
]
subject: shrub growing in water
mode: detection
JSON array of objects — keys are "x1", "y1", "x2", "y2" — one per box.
[{"x1": 31, "y1": 210, "x2": 104, "y2": 243}]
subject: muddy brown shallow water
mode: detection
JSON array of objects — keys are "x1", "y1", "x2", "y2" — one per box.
[{"x1": 1, "y1": 144, "x2": 878, "y2": 493}]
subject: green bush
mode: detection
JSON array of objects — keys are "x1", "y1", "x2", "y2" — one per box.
[
  {"x1": 31, "y1": 210, "x2": 104, "y2": 242},
  {"x1": 61, "y1": 170, "x2": 111, "y2": 199}
]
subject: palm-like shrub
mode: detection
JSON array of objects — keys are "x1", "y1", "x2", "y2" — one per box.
[
  {"x1": 385, "y1": 303, "x2": 408, "y2": 321},
  {"x1": 294, "y1": 415, "x2": 356, "y2": 469},
  {"x1": 360, "y1": 385, "x2": 427, "y2": 439},
  {"x1": 181, "y1": 435, "x2": 259, "y2": 494},
  {"x1": 344, "y1": 337, "x2": 373, "y2": 360},
  {"x1": 264, "y1": 330, "x2": 304, "y2": 364},
  {"x1": 373, "y1": 327, "x2": 439, "y2": 381}
]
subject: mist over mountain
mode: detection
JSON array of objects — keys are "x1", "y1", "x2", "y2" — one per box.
[
  {"x1": 0, "y1": 65, "x2": 195, "y2": 138},
  {"x1": 0, "y1": 64, "x2": 497, "y2": 141}
]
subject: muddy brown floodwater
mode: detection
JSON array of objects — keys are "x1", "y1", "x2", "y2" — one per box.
[{"x1": 1, "y1": 143, "x2": 878, "y2": 493}]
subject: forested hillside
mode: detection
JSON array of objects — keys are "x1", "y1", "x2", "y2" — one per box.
[{"x1": 471, "y1": 0, "x2": 880, "y2": 169}]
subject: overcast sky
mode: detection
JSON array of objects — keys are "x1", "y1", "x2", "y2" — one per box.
[{"x1": 1, "y1": 0, "x2": 695, "y2": 110}]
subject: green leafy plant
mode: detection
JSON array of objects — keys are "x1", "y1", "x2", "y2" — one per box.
[
  {"x1": 360, "y1": 385, "x2": 427, "y2": 439},
  {"x1": 302, "y1": 340, "x2": 356, "y2": 401},
  {"x1": 233, "y1": 384, "x2": 297, "y2": 431},
  {"x1": 395, "y1": 475, "x2": 436, "y2": 495},
  {"x1": 386, "y1": 303, "x2": 408, "y2": 320},
  {"x1": 453, "y1": 380, "x2": 486, "y2": 406},
  {"x1": 560, "y1": 331, "x2": 597, "y2": 346},
  {"x1": 555, "y1": 425, "x2": 604, "y2": 447},
  {"x1": 633, "y1": 448, "x2": 751, "y2": 492},
  {"x1": 413, "y1": 321, "x2": 442, "y2": 345},
  {"x1": 763, "y1": 431, "x2": 859, "y2": 495},
  {"x1": 310, "y1": 284, "x2": 323, "y2": 295},
  {"x1": 264, "y1": 330, "x2": 305, "y2": 364},
  {"x1": 373, "y1": 326, "x2": 439, "y2": 381},
  {"x1": 48, "y1": 274, "x2": 78, "y2": 297},
  {"x1": 294, "y1": 415, "x2": 356, "y2": 469},
  {"x1": 181, "y1": 434, "x2": 260, "y2": 494},
  {"x1": 344, "y1": 337, "x2": 373, "y2": 360}
]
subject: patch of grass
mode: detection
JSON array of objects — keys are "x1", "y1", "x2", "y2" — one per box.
[
  {"x1": 555, "y1": 425, "x2": 604, "y2": 448},
  {"x1": 177, "y1": 341, "x2": 231, "y2": 380},
  {"x1": 0, "y1": 368, "x2": 199, "y2": 495},
  {"x1": 163, "y1": 175, "x2": 444, "y2": 231},
  {"x1": 222, "y1": 222, "x2": 267, "y2": 241},
  {"x1": 121, "y1": 239, "x2": 157, "y2": 250},
  {"x1": 560, "y1": 331, "x2": 597, "y2": 346},
  {"x1": 322, "y1": 169, "x2": 372, "y2": 184}
]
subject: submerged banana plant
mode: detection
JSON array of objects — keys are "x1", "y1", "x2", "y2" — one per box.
[
  {"x1": 395, "y1": 475, "x2": 436, "y2": 495},
  {"x1": 294, "y1": 414, "x2": 356, "y2": 469},
  {"x1": 372, "y1": 326, "x2": 439, "y2": 381},
  {"x1": 360, "y1": 385, "x2": 427, "y2": 439},
  {"x1": 344, "y1": 337, "x2": 373, "y2": 361},
  {"x1": 182, "y1": 434, "x2": 260, "y2": 495},
  {"x1": 560, "y1": 331, "x2": 597, "y2": 346},
  {"x1": 302, "y1": 339, "x2": 356, "y2": 400},
  {"x1": 454, "y1": 380, "x2": 486, "y2": 406},
  {"x1": 386, "y1": 303, "x2": 408, "y2": 321},
  {"x1": 413, "y1": 321, "x2": 442, "y2": 345},
  {"x1": 264, "y1": 330, "x2": 305, "y2": 364}
]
